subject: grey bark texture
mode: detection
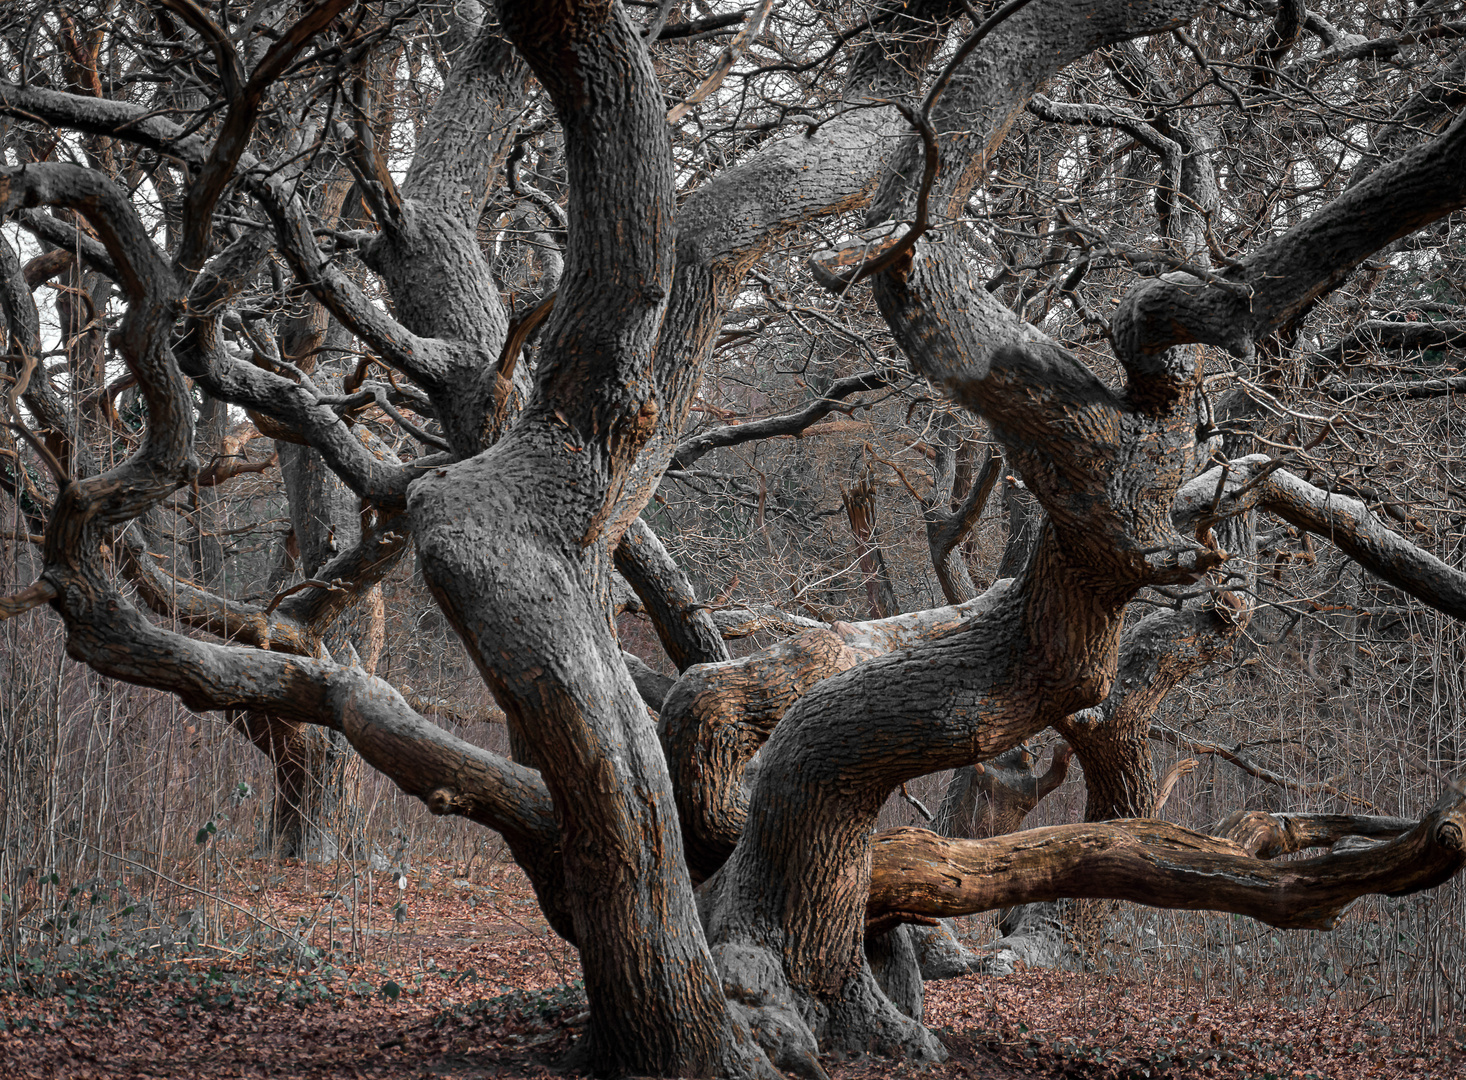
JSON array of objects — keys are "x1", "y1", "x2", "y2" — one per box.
[{"x1": 5, "y1": 3, "x2": 1466, "y2": 1078}]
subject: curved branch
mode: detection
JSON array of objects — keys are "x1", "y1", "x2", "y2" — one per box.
[
  {"x1": 622, "y1": 650, "x2": 677, "y2": 711},
  {"x1": 246, "y1": 176, "x2": 457, "y2": 390},
  {"x1": 865, "y1": 796, "x2": 1466, "y2": 935},
  {"x1": 121, "y1": 526, "x2": 315, "y2": 654},
  {"x1": 41, "y1": 507, "x2": 569, "y2": 940},
  {"x1": 2, "y1": 162, "x2": 190, "y2": 531},
  {"x1": 1251, "y1": 0, "x2": 1305, "y2": 87},
  {"x1": 660, "y1": 625, "x2": 879, "y2": 880},
  {"x1": 868, "y1": 0, "x2": 1211, "y2": 225},
  {"x1": 873, "y1": 239, "x2": 1218, "y2": 582},
  {"x1": 933, "y1": 741, "x2": 1073, "y2": 840},
  {"x1": 13, "y1": 208, "x2": 118, "y2": 281},
  {"x1": 1313, "y1": 319, "x2": 1466, "y2": 369},
  {"x1": 1263, "y1": 469, "x2": 1466, "y2": 619},
  {"x1": 672, "y1": 0, "x2": 955, "y2": 271},
  {"x1": 275, "y1": 515, "x2": 411, "y2": 631},
  {"x1": 670, "y1": 368, "x2": 894, "y2": 472},
  {"x1": 0, "y1": 577, "x2": 57, "y2": 619},
  {"x1": 1322, "y1": 374, "x2": 1466, "y2": 401},
  {"x1": 1058, "y1": 599, "x2": 1248, "y2": 820},
  {"x1": 662, "y1": 593, "x2": 1005, "y2": 880},
  {"x1": 924, "y1": 436, "x2": 1000, "y2": 605},
  {"x1": 1112, "y1": 109, "x2": 1466, "y2": 362},
  {"x1": 614, "y1": 518, "x2": 728, "y2": 671}
]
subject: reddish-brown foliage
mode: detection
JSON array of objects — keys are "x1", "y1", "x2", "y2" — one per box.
[{"x1": 2, "y1": 859, "x2": 1461, "y2": 1079}]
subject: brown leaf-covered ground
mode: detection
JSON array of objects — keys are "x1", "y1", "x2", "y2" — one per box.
[{"x1": 1, "y1": 858, "x2": 1461, "y2": 1079}]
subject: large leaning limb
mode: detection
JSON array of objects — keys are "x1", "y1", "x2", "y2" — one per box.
[
  {"x1": 622, "y1": 1, "x2": 961, "y2": 537},
  {"x1": 409, "y1": 5, "x2": 773, "y2": 1075},
  {"x1": 865, "y1": 796, "x2": 1466, "y2": 935}
]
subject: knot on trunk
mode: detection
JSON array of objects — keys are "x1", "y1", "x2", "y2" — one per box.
[
  {"x1": 1438, "y1": 820, "x2": 1464, "y2": 852},
  {"x1": 425, "y1": 786, "x2": 461, "y2": 815}
]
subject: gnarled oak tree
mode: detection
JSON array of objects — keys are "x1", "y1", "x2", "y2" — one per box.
[{"x1": 3, "y1": 1, "x2": 1466, "y2": 1076}]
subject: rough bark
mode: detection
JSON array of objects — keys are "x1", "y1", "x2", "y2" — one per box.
[
  {"x1": 661, "y1": 599, "x2": 997, "y2": 883},
  {"x1": 8, "y1": 5, "x2": 1466, "y2": 1078},
  {"x1": 615, "y1": 517, "x2": 729, "y2": 672},
  {"x1": 912, "y1": 741, "x2": 1076, "y2": 977},
  {"x1": 865, "y1": 796, "x2": 1466, "y2": 933},
  {"x1": 405, "y1": 6, "x2": 764, "y2": 1074}
]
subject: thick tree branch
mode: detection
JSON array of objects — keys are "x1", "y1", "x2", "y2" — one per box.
[
  {"x1": 402, "y1": 24, "x2": 529, "y2": 227},
  {"x1": 2, "y1": 163, "x2": 190, "y2": 531},
  {"x1": 920, "y1": 420, "x2": 1000, "y2": 604},
  {"x1": 1213, "y1": 809, "x2": 1411, "y2": 859},
  {"x1": 1179, "y1": 457, "x2": 1466, "y2": 621},
  {"x1": 873, "y1": 241, "x2": 1217, "y2": 583},
  {"x1": 0, "y1": 577, "x2": 58, "y2": 619},
  {"x1": 412, "y1": 4, "x2": 744, "y2": 1072},
  {"x1": 1251, "y1": 0, "x2": 1306, "y2": 87},
  {"x1": 665, "y1": 592, "x2": 1004, "y2": 881},
  {"x1": 623, "y1": 650, "x2": 677, "y2": 711},
  {"x1": 868, "y1": 0, "x2": 1211, "y2": 225},
  {"x1": 1112, "y1": 109, "x2": 1466, "y2": 362},
  {"x1": 614, "y1": 518, "x2": 729, "y2": 671},
  {"x1": 1321, "y1": 374, "x2": 1466, "y2": 401},
  {"x1": 120, "y1": 525, "x2": 314, "y2": 654},
  {"x1": 274, "y1": 515, "x2": 411, "y2": 632},
  {"x1": 932, "y1": 741, "x2": 1073, "y2": 840},
  {"x1": 865, "y1": 795, "x2": 1466, "y2": 935},
  {"x1": 13, "y1": 209, "x2": 118, "y2": 281}
]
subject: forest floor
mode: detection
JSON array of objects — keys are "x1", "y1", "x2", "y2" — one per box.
[{"x1": 0, "y1": 856, "x2": 1462, "y2": 1080}]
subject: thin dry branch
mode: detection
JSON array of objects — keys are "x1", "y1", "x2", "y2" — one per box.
[{"x1": 1150, "y1": 723, "x2": 1378, "y2": 810}]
